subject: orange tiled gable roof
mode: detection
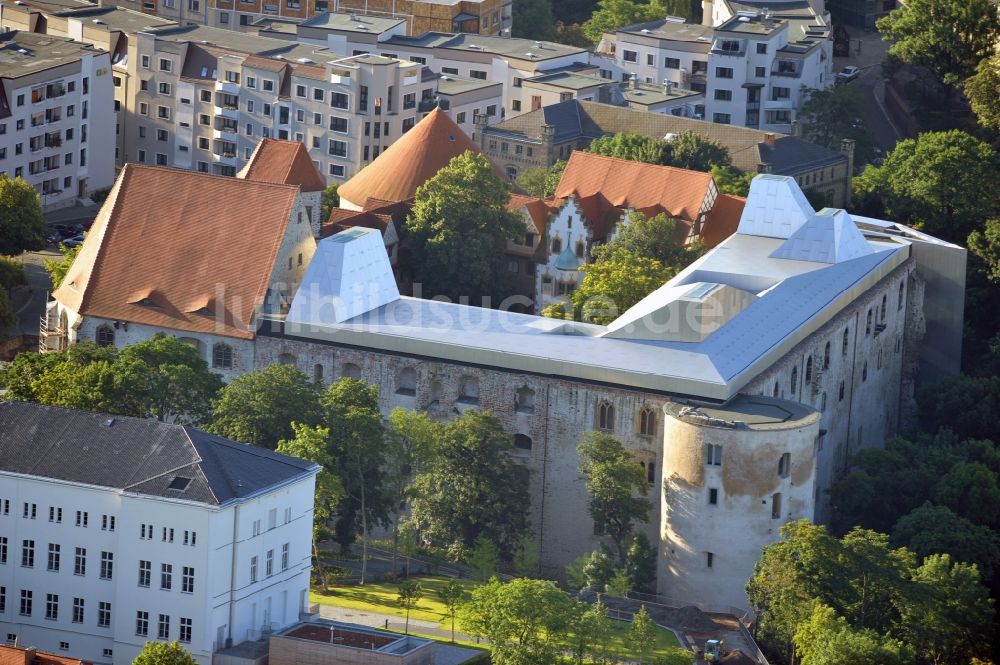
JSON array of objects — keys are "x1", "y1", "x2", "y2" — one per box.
[
  {"x1": 700, "y1": 193, "x2": 746, "y2": 248},
  {"x1": 508, "y1": 194, "x2": 555, "y2": 234},
  {"x1": 554, "y1": 151, "x2": 715, "y2": 233},
  {"x1": 321, "y1": 198, "x2": 411, "y2": 238},
  {"x1": 337, "y1": 107, "x2": 504, "y2": 206},
  {"x1": 53, "y1": 165, "x2": 302, "y2": 340},
  {"x1": 239, "y1": 138, "x2": 327, "y2": 192}
]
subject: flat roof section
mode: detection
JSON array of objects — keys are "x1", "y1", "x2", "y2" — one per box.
[
  {"x1": 0, "y1": 31, "x2": 102, "y2": 79},
  {"x1": 666, "y1": 394, "x2": 818, "y2": 430}
]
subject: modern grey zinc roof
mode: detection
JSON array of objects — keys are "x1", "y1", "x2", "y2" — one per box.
[{"x1": 0, "y1": 402, "x2": 318, "y2": 506}]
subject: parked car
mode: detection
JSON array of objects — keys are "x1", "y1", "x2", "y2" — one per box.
[
  {"x1": 836, "y1": 65, "x2": 861, "y2": 84},
  {"x1": 62, "y1": 235, "x2": 86, "y2": 248}
]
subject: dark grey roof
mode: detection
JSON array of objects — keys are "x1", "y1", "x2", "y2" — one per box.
[
  {"x1": 761, "y1": 136, "x2": 844, "y2": 175},
  {"x1": 0, "y1": 401, "x2": 318, "y2": 506}
]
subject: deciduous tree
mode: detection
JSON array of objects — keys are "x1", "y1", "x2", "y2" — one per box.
[
  {"x1": 591, "y1": 211, "x2": 704, "y2": 268},
  {"x1": 133, "y1": 642, "x2": 198, "y2": 665},
  {"x1": 587, "y1": 131, "x2": 668, "y2": 164},
  {"x1": 409, "y1": 410, "x2": 530, "y2": 557},
  {"x1": 964, "y1": 54, "x2": 1000, "y2": 131},
  {"x1": 627, "y1": 605, "x2": 656, "y2": 664},
  {"x1": 43, "y1": 243, "x2": 80, "y2": 290},
  {"x1": 405, "y1": 152, "x2": 526, "y2": 303},
  {"x1": 0, "y1": 257, "x2": 27, "y2": 332},
  {"x1": 469, "y1": 535, "x2": 501, "y2": 582},
  {"x1": 799, "y1": 86, "x2": 875, "y2": 167},
  {"x1": 877, "y1": 0, "x2": 1000, "y2": 85},
  {"x1": 512, "y1": 0, "x2": 554, "y2": 40},
  {"x1": 625, "y1": 531, "x2": 657, "y2": 592},
  {"x1": 209, "y1": 365, "x2": 322, "y2": 449},
  {"x1": 792, "y1": 603, "x2": 913, "y2": 665},
  {"x1": 571, "y1": 253, "x2": 674, "y2": 324},
  {"x1": 892, "y1": 503, "x2": 1000, "y2": 582},
  {"x1": 321, "y1": 183, "x2": 339, "y2": 221},
  {"x1": 0, "y1": 175, "x2": 47, "y2": 256},
  {"x1": 397, "y1": 580, "x2": 424, "y2": 634},
  {"x1": 438, "y1": 578, "x2": 466, "y2": 642},
  {"x1": 578, "y1": 431, "x2": 652, "y2": 564},
  {"x1": 664, "y1": 131, "x2": 731, "y2": 171}
]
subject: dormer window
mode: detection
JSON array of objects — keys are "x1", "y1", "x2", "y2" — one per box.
[{"x1": 136, "y1": 297, "x2": 157, "y2": 307}]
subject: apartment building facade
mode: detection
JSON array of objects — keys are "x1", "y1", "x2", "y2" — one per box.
[
  {"x1": 0, "y1": 402, "x2": 319, "y2": 665},
  {"x1": 0, "y1": 30, "x2": 114, "y2": 208},
  {"x1": 603, "y1": 7, "x2": 831, "y2": 133}
]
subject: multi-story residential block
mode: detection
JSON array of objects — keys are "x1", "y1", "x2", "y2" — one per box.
[
  {"x1": 601, "y1": 2, "x2": 832, "y2": 133},
  {"x1": 482, "y1": 99, "x2": 856, "y2": 207},
  {"x1": 0, "y1": 30, "x2": 114, "y2": 208},
  {"x1": 0, "y1": 401, "x2": 320, "y2": 665}
]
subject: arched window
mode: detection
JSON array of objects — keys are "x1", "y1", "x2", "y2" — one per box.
[
  {"x1": 790, "y1": 366, "x2": 798, "y2": 394},
  {"x1": 646, "y1": 460, "x2": 655, "y2": 484},
  {"x1": 551, "y1": 236, "x2": 562, "y2": 254},
  {"x1": 278, "y1": 352, "x2": 297, "y2": 367},
  {"x1": 865, "y1": 309, "x2": 872, "y2": 335},
  {"x1": 777, "y1": 452, "x2": 790, "y2": 478},
  {"x1": 823, "y1": 341, "x2": 831, "y2": 369},
  {"x1": 842, "y1": 327, "x2": 850, "y2": 355},
  {"x1": 880, "y1": 294, "x2": 887, "y2": 322},
  {"x1": 596, "y1": 401, "x2": 615, "y2": 431},
  {"x1": 212, "y1": 343, "x2": 233, "y2": 369},
  {"x1": 773, "y1": 381, "x2": 780, "y2": 397},
  {"x1": 514, "y1": 434, "x2": 532, "y2": 450},
  {"x1": 458, "y1": 376, "x2": 479, "y2": 404},
  {"x1": 638, "y1": 406, "x2": 656, "y2": 436},
  {"x1": 313, "y1": 363, "x2": 324, "y2": 384},
  {"x1": 898, "y1": 281, "x2": 904, "y2": 310},
  {"x1": 575, "y1": 240, "x2": 585, "y2": 259},
  {"x1": 429, "y1": 380, "x2": 443, "y2": 404},
  {"x1": 515, "y1": 386, "x2": 535, "y2": 413},
  {"x1": 805, "y1": 356, "x2": 813, "y2": 383},
  {"x1": 396, "y1": 367, "x2": 417, "y2": 396},
  {"x1": 342, "y1": 362, "x2": 361, "y2": 379},
  {"x1": 95, "y1": 325, "x2": 115, "y2": 347}
]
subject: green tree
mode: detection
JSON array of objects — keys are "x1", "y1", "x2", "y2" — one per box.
[
  {"x1": 469, "y1": 535, "x2": 501, "y2": 582},
  {"x1": 964, "y1": 54, "x2": 1000, "y2": 131},
  {"x1": 512, "y1": 534, "x2": 540, "y2": 577},
  {"x1": 114, "y1": 334, "x2": 223, "y2": 423},
  {"x1": 276, "y1": 423, "x2": 346, "y2": 591},
  {"x1": 664, "y1": 131, "x2": 731, "y2": 171},
  {"x1": 570, "y1": 600, "x2": 614, "y2": 664},
  {"x1": 132, "y1": 641, "x2": 199, "y2": 665},
  {"x1": 571, "y1": 253, "x2": 674, "y2": 324},
  {"x1": 409, "y1": 410, "x2": 530, "y2": 557},
  {"x1": 43, "y1": 242, "x2": 81, "y2": 290},
  {"x1": 917, "y1": 374, "x2": 1000, "y2": 442},
  {"x1": 877, "y1": 0, "x2": 1000, "y2": 85},
  {"x1": 438, "y1": 578, "x2": 466, "y2": 642},
  {"x1": 459, "y1": 577, "x2": 575, "y2": 665},
  {"x1": 711, "y1": 165, "x2": 755, "y2": 197},
  {"x1": 323, "y1": 378, "x2": 391, "y2": 584},
  {"x1": 397, "y1": 580, "x2": 424, "y2": 634},
  {"x1": 892, "y1": 503, "x2": 1000, "y2": 582},
  {"x1": 896, "y1": 554, "x2": 994, "y2": 665},
  {"x1": 587, "y1": 132, "x2": 668, "y2": 165},
  {"x1": 627, "y1": 605, "x2": 657, "y2": 664},
  {"x1": 578, "y1": 431, "x2": 652, "y2": 564},
  {"x1": 792, "y1": 603, "x2": 913, "y2": 665},
  {"x1": 512, "y1": 0, "x2": 554, "y2": 40},
  {"x1": 933, "y1": 461, "x2": 1000, "y2": 528},
  {"x1": 606, "y1": 568, "x2": 632, "y2": 597},
  {"x1": 582, "y1": 549, "x2": 616, "y2": 590},
  {"x1": 405, "y1": 151, "x2": 526, "y2": 303},
  {"x1": 851, "y1": 130, "x2": 999, "y2": 243},
  {"x1": 209, "y1": 365, "x2": 322, "y2": 449},
  {"x1": 515, "y1": 166, "x2": 549, "y2": 198},
  {"x1": 0, "y1": 256, "x2": 27, "y2": 332},
  {"x1": 968, "y1": 218, "x2": 1000, "y2": 283},
  {"x1": 553, "y1": 21, "x2": 592, "y2": 47},
  {"x1": 543, "y1": 159, "x2": 567, "y2": 198},
  {"x1": 591, "y1": 211, "x2": 705, "y2": 268},
  {"x1": 799, "y1": 86, "x2": 875, "y2": 167},
  {"x1": 321, "y1": 182, "x2": 339, "y2": 221},
  {"x1": 384, "y1": 408, "x2": 439, "y2": 570},
  {"x1": 582, "y1": 0, "x2": 687, "y2": 44},
  {"x1": 0, "y1": 174, "x2": 47, "y2": 256},
  {"x1": 625, "y1": 531, "x2": 657, "y2": 592}
]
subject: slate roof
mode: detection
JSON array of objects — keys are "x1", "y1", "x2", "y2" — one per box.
[
  {"x1": 0, "y1": 402, "x2": 318, "y2": 506},
  {"x1": 487, "y1": 100, "x2": 846, "y2": 175}
]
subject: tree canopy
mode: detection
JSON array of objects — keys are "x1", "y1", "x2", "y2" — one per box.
[
  {"x1": 512, "y1": 0, "x2": 555, "y2": 40},
  {"x1": 43, "y1": 243, "x2": 81, "y2": 290},
  {"x1": 132, "y1": 641, "x2": 199, "y2": 665},
  {"x1": 582, "y1": 0, "x2": 689, "y2": 44},
  {"x1": 586, "y1": 131, "x2": 731, "y2": 172},
  {"x1": 964, "y1": 54, "x2": 1000, "y2": 132},
  {"x1": 877, "y1": 0, "x2": 1000, "y2": 85},
  {"x1": 0, "y1": 257, "x2": 27, "y2": 333},
  {"x1": 405, "y1": 151, "x2": 526, "y2": 304},
  {"x1": 587, "y1": 132, "x2": 668, "y2": 165},
  {"x1": 0, "y1": 174, "x2": 47, "y2": 256},
  {"x1": 321, "y1": 183, "x2": 340, "y2": 221},
  {"x1": 799, "y1": 86, "x2": 875, "y2": 168},
  {"x1": 578, "y1": 431, "x2": 652, "y2": 564},
  {"x1": 409, "y1": 410, "x2": 530, "y2": 557},
  {"x1": 209, "y1": 364, "x2": 322, "y2": 449}
]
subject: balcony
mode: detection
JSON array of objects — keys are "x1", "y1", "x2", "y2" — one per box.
[
  {"x1": 764, "y1": 97, "x2": 794, "y2": 110},
  {"x1": 215, "y1": 80, "x2": 240, "y2": 95},
  {"x1": 418, "y1": 98, "x2": 438, "y2": 112}
]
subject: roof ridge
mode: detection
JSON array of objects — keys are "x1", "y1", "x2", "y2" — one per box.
[
  {"x1": 78, "y1": 164, "x2": 131, "y2": 315},
  {"x1": 129, "y1": 163, "x2": 302, "y2": 192}
]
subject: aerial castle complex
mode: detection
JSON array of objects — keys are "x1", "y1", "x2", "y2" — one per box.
[{"x1": 45, "y1": 141, "x2": 964, "y2": 615}]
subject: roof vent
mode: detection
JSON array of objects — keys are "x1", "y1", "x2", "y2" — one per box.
[
  {"x1": 640, "y1": 28, "x2": 651, "y2": 33},
  {"x1": 525, "y1": 52, "x2": 536, "y2": 58},
  {"x1": 297, "y1": 57, "x2": 314, "y2": 63},
  {"x1": 441, "y1": 75, "x2": 452, "y2": 80},
  {"x1": 356, "y1": 24, "x2": 367, "y2": 30},
  {"x1": 533, "y1": 40, "x2": 542, "y2": 48},
  {"x1": 17, "y1": 48, "x2": 29, "y2": 54},
  {"x1": 738, "y1": 16, "x2": 751, "y2": 21},
  {"x1": 92, "y1": 18, "x2": 106, "y2": 24},
  {"x1": 349, "y1": 12, "x2": 357, "y2": 19},
  {"x1": 665, "y1": 15, "x2": 685, "y2": 23},
  {"x1": 13, "y1": 1, "x2": 25, "y2": 5},
  {"x1": 105, "y1": 418, "x2": 116, "y2": 427},
  {"x1": 448, "y1": 134, "x2": 456, "y2": 142},
  {"x1": 168, "y1": 476, "x2": 192, "y2": 491}
]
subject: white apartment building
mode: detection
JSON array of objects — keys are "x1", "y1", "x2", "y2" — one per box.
[
  {"x1": 0, "y1": 401, "x2": 320, "y2": 665},
  {"x1": 0, "y1": 30, "x2": 114, "y2": 208},
  {"x1": 603, "y1": 4, "x2": 831, "y2": 132}
]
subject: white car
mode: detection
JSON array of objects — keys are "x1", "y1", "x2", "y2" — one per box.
[{"x1": 836, "y1": 65, "x2": 861, "y2": 84}]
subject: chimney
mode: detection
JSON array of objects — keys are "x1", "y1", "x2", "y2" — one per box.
[
  {"x1": 840, "y1": 138, "x2": 856, "y2": 201},
  {"x1": 764, "y1": 132, "x2": 775, "y2": 147},
  {"x1": 663, "y1": 79, "x2": 673, "y2": 95},
  {"x1": 756, "y1": 162, "x2": 772, "y2": 174},
  {"x1": 790, "y1": 119, "x2": 800, "y2": 137}
]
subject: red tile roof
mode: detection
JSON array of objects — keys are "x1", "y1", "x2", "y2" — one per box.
[
  {"x1": 700, "y1": 193, "x2": 746, "y2": 248},
  {"x1": 553, "y1": 152, "x2": 715, "y2": 240},
  {"x1": 53, "y1": 165, "x2": 303, "y2": 340},
  {"x1": 337, "y1": 108, "x2": 503, "y2": 206},
  {"x1": 0, "y1": 644, "x2": 89, "y2": 665},
  {"x1": 239, "y1": 138, "x2": 327, "y2": 192},
  {"x1": 508, "y1": 194, "x2": 555, "y2": 234}
]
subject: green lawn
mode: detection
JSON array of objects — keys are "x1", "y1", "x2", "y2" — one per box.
[{"x1": 311, "y1": 576, "x2": 691, "y2": 664}]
